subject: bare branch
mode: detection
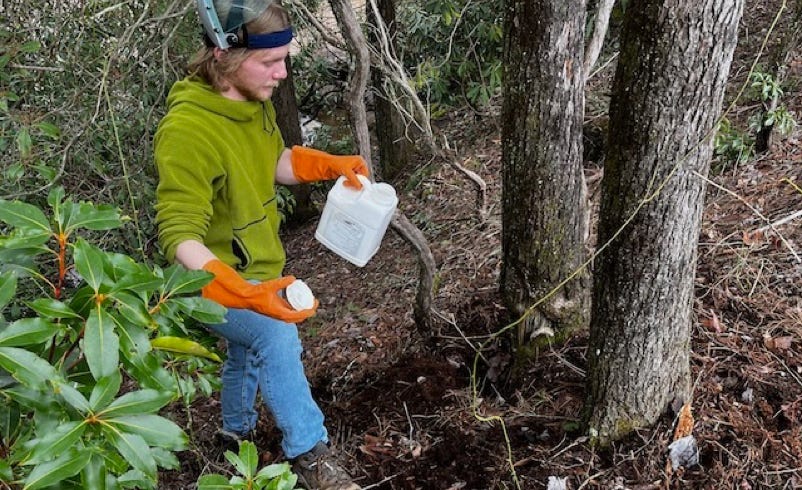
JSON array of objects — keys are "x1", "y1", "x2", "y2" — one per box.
[
  {"x1": 584, "y1": 0, "x2": 616, "y2": 81},
  {"x1": 328, "y1": 0, "x2": 372, "y2": 166},
  {"x1": 287, "y1": 0, "x2": 346, "y2": 50}
]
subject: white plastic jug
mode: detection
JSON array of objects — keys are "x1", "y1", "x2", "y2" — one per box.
[{"x1": 315, "y1": 175, "x2": 398, "y2": 267}]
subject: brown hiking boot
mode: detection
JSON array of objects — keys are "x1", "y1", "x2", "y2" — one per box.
[{"x1": 291, "y1": 442, "x2": 360, "y2": 490}]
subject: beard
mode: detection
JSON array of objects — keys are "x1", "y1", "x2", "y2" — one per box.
[{"x1": 226, "y1": 76, "x2": 279, "y2": 102}]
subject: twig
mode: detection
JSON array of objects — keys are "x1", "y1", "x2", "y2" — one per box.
[
  {"x1": 403, "y1": 401, "x2": 414, "y2": 440},
  {"x1": 287, "y1": 0, "x2": 346, "y2": 50},
  {"x1": 447, "y1": 154, "x2": 488, "y2": 221},
  {"x1": 576, "y1": 470, "x2": 611, "y2": 490},
  {"x1": 588, "y1": 52, "x2": 618, "y2": 81},
  {"x1": 432, "y1": 308, "x2": 491, "y2": 361},
  {"x1": 360, "y1": 473, "x2": 400, "y2": 489},
  {"x1": 756, "y1": 209, "x2": 802, "y2": 232},
  {"x1": 8, "y1": 63, "x2": 65, "y2": 72}
]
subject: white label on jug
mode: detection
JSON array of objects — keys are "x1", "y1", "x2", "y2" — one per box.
[{"x1": 326, "y1": 210, "x2": 366, "y2": 256}]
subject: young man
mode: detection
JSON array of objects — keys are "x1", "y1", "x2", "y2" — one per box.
[{"x1": 153, "y1": 1, "x2": 366, "y2": 488}]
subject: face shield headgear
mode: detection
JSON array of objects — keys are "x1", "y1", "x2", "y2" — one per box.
[{"x1": 196, "y1": 0, "x2": 293, "y2": 50}]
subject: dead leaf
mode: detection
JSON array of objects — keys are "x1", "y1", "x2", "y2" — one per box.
[
  {"x1": 359, "y1": 434, "x2": 395, "y2": 458},
  {"x1": 701, "y1": 310, "x2": 724, "y2": 332},
  {"x1": 673, "y1": 402, "x2": 694, "y2": 440},
  {"x1": 774, "y1": 336, "x2": 793, "y2": 350},
  {"x1": 742, "y1": 230, "x2": 764, "y2": 245},
  {"x1": 764, "y1": 335, "x2": 793, "y2": 351}
]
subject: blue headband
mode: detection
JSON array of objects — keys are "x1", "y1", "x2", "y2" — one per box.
[{"x1": 244, "y1": 27, "x2": 293, "y2": 49}]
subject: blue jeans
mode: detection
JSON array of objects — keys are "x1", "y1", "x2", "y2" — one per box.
[{"x1": 207, "y1": 307, "x2": 328, "y2": 458}]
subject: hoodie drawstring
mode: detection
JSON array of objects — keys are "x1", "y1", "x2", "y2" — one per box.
[{"x1": 261, "y1": 102, "x2": 275, "y2": 135}]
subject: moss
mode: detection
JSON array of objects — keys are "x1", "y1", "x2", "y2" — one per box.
[{"x1": 585, "y1": 416, "x2": 647, "y2": 448}]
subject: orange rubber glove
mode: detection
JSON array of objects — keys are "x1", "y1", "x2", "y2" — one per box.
[
  {"x1": 201, "y1": 260, "x2": 318, "y2": 323},
  {"x1": 290, "y1": 145, "x2": 369, "y2": 189}
]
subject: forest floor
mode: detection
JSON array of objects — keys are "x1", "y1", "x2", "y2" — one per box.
[{"x1": 160, "y1": 2, "x2": 802, "y2": 489}]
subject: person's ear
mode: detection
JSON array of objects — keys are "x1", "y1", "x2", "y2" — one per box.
[{"x1": 213, "y1": 47, "x2": 227, "y2": 61}]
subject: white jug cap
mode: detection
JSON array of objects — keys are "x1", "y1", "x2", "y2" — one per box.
[{"x1": 286, "y1": 279, "x2": 315, "y2": 310}]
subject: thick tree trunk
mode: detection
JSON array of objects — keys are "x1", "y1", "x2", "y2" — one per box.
[
  {"x1": 584, "y1": 0, "x2": 744, "y2": 446},
  {"x1": 501, "y1": 0, "x2": 590, "y2": 351},
  {"x1": 368, "y1": 0, "x2": 410, "y2": 180}
]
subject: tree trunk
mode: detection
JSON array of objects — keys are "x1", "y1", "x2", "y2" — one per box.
[
  {"x1": 329, "y1": 0, "x2": 435, "y2": 334},
  {"x1": 329, "y1": 0, "x2": 372, "y2": 169},
  {"x1": 583, "y1": 0, "x2": 616, "y2": 79},
  {"x1": 273, "y1": 54, "x2": 317, "y2": 224},
  {"x1": 501, "y1": 0, "x2": 590, "y2": 352},
  {"x1": 584, "y1": 0, "x2": 744, "y2": 446},
  {"x1": 368, "y1": 0, "x2": 410, "y2": 180}
]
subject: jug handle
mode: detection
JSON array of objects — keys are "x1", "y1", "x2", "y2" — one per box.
[
  {"x1": 356, "y1": 174, "x2": 372, "y2": 191},
  {"x1": 339, "y1": 174, "x2": 372, "y2": 198}
]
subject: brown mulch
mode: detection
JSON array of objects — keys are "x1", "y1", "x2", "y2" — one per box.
[{"x1": 159, "y1": 1, "x2": 802, "y2": 488}]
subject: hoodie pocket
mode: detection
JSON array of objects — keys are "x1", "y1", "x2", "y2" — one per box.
[{"x1": 231, "y1": 195, "x2": 280, "y2": 271}]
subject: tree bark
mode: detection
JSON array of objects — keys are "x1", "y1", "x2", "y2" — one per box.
[
  {"x1": 584, "y1": 0, "x2": 744, "y2": 446},
  {"x1": 501, "y1": 0, "x2": 590, "y2": 351}
]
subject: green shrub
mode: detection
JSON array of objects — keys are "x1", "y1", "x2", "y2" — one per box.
[
  {"x1": 1, "y1": 1, "x2": 199, "y2": 260},
  {"x1": 197, "y1": 440, "x2": 300, "y2": 490},
  {"x1": 713, "y1": 117, "x2": 754, "y2": 170},
  {"x1": 397, "y1": 0, "x2": 503, "y2": 109},
  {"x1": 0, "y1": 188, "x2": 225, "y2": 489},
  {"x1": 748, "y1": 69, "x2": 797, "y2": 137}
]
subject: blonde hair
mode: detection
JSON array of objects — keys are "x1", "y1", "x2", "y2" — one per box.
[{"x1": 187, "y1": 3, "x2": 291, "y2": 91}]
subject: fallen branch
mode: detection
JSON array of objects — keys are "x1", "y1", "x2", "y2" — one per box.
[{"x1": 756, "y1": 209, "x2": 802, "y2": 233}]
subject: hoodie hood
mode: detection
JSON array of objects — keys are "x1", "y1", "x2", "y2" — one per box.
[{"x1": 166, "y1": 76, "x2": 262, "y2": 122}]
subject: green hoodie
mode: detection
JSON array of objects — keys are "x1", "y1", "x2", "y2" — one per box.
[{"x1": 154, "y1": 76, "x2": 286, "y2": 280}]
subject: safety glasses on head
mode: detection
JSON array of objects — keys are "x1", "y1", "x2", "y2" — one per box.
[{"x1": 196, "y1": 0, "x2": 293, "y2": 50}]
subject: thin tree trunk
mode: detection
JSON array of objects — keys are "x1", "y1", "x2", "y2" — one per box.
[
  {"x1": 328, "y1": 0, "x2": 435, "y2": 334},
  {"x1": 501, "y1": 0, "x2": 590, "y2": 352},
  {"x1": 368, "y1": 0, "x2": 410, "y2": 180},
  {"x1": 329, "y1": 0, "x2": 372, "y2": 165},
  {"x1": 583, "y1": 0, "x2": 616, "y2": 79},
  {"x1": 273, "y1": 53, "x2": 316, "y2": 223},
  {"x1": 584, "y1": 0, "x2": 744, "y2": 446}
]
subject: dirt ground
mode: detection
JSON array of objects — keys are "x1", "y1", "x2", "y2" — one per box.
[{"x1": 159, "y1": 2, "x2": 802, "y2": 489}]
